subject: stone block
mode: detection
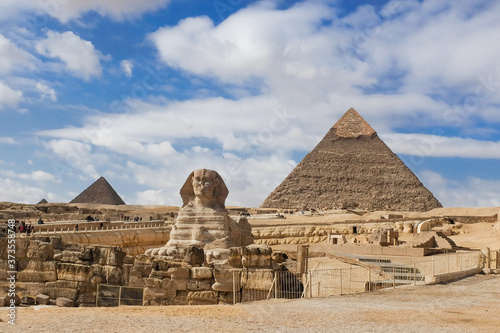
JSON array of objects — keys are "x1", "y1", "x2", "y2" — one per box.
[
  {"x1": 128, "y1": 276, "x2": 146, "y2": 288},
  {"x1": 241, "y1": 268, "x2": 274, "y2": 291},
  {"x1": 56, "y1": 263, "x2": 92, "y2": 282},
  {"x1": 0, "y1": 297, "x2": 5, "y2": 307},
  {"x1": 36, "y1": 294, "x2": 50, "y2": 305},
  {"x1": 17, "y1": 261, "x2": 57, "y2": 282},
  {"x1": 26, "y1": 240, "x2": 54, "y2": 261},
  {"x1": 187, "y1": 291, "x2": 218, "y2": 305},
  {"x1": 21, "y1": 296, "x2": 35, "y2": 305},
  {"x1": 191, "y1": 267, "x2": 213, "y2": 279},
  {"x1": 184, "y1": 246, "x2": 205, "y2": 266},
  {"x1": 56, "y1": 297, "x2": 75, "y2": 307},
  {"x1": 45, "y1": 281, "x2": 79, "y2": 301},
  {"x1": 130, "y1": 264, "x2": 152, "y2": 278},
  {"x1": 187, "y1": 280, "x2": 212, "y2": 291},
  {"x1": 168, "y1": 266, "x2": 191, "y2": 280},
  {"x1": 16, "y1": 282, "x2": 47, "y2": 296},
  {"x1": 212, "y1": 269, "x2": 235, "y2": 292},
  {"x1": 5, "y1": 294, "x2": 21, "y2": 306}
]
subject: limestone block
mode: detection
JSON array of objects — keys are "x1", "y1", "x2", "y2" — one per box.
[
  {"x1": 191, "y1": 267, "x2": 213, "y2": 279},
  {"x1": 242, "y1": 245, "x2": 272, "y2": 268},
  {"x1": 77, "y1": 281, "x2": 96, "y2": 293},
  {"x1": 0, "y1": 297, "x2": 6, "y2": 307},
  {"x1": 173, "y1": 291, "x2": 188, "y2": 305},
  {"x1": 56, "y1": 263, "x2": 92, "y2": 282},
  {"x1": 17, "y1": 261, "x2": 57, "y2": 282},
  {"x1": 184, "y1": 246, "x2": 205, "y2": 266},
  {"x1": 36, "y1": 294, "x2": 50, "y2": 305},
  {"x1": 143, "y1": 287, "x2": 168, "y2": 303},
  {"x1": 149, "y1": 270, "x2": 172, "y2": 279},
  {"x1": 168, "y1": 266, "x2": 190, "y2": 280},
  {"x1": 228, "y1": 247, "x2": 243, "y2": 267},
  {"x1": 187, "y1": 291, "x2": 218, "y2": 305},
  {"x1": 128, "y1": 276, "x2": 146, "y2": 288},
  {"x1": 56, "y1": 297, "x2": 75, "y2": 307},
  {"x1": 130, "y1": 264, "x2": 152, "y2": 278},
  {"x1": 45, "y1": 281, "x2": 79, "y2": 301},
  {"x1": 241, "y1": 269, "x2": 274, "y2": 291},
  {"x1": 212, "y1": 269, "x2": 235, "y2": 292},
  {"x1": 187, "y1": 280, "x2": 212, "y2": 291},
  {"x1": 16, "y1": 282, "x2": 46, "y2": 297},
  {"x1": 26, "y1": 240, "x2": 54, "y2": 261},
  {"x1": 21, "y1": 296, "x2": 35, "y2": 305},
  {"x1": 101, "y1": 266, "x2": 124, "y2": 285},
  {"x1": 93, "y1": 246, "x2": 125, "y2": 266}
]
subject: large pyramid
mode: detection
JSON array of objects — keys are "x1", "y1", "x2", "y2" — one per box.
[
  {"x1": 261, "y1": 108, "x2": 442, "y2": 211},
  {"x1": 70, "y1": 177, "x2": 126, "y2": 205}
]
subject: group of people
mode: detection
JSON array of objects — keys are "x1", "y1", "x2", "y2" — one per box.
[
  {"x1": 1, "y1": 220, "x2": 35, "y2": 234},
  {"x1": 86, "y1": 215, "x2": 99, "y2": 222}
]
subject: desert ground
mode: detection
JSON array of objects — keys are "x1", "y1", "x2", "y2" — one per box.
[{"x1": 1, "y1": 274, "x2": 499, "y2": 333}]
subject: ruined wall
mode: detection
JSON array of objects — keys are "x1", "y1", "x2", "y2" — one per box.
[{"x1": 0, "y1": 238, "x2": 278, "y2": 307}]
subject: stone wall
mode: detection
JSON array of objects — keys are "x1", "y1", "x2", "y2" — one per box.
[
  {"x1": 0, "y1": 237, "x2": 279, "y2": 307},
  {"x1": 0, "y1": 237, "x2": 129, "y2": 307}
]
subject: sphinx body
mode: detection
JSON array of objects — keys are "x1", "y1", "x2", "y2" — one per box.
[{"x1": 145, "y1": 169, "x2": 253, "y2": 259}]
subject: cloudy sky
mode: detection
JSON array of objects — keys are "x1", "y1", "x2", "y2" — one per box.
[{"x1": 1, "y1": 0, "x2": 500, "y2": 207}]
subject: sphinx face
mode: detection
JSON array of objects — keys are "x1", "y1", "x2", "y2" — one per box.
[{"x1": 192, "y1": 169, "x2": 217, "y2": 200}]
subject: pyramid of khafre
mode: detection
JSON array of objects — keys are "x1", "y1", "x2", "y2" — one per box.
[
  {"x1": 70, "y1": 177, "x2": 126, "y2": 205},
  {"x1": 261, "y1": 108, "x2": 442, "y2": 211}
]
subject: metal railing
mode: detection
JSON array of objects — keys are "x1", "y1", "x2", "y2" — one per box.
[
  {"x1": 96, "y1": 284, "x2": 144, "y2": 307},
  {"x1": 233, "y1": 251, "x2": 482, "y2": 304}
]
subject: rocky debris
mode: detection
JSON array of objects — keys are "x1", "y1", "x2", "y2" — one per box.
[
  {"x1": 21, "y1": 296, "x2": 35, "y2": 305},
  {"x1": 56, "y1": 297, "x2": 75, "y2": 307},
  {"x1": 261, "y1": 108, "x2": 442, "y2": 211},
  {"x1": 36, "y1": 294, "x2": 50, "y2": 305}
]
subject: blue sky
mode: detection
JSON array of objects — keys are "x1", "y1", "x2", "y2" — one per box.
[{"x1": 1, "y1": 0, "x2": 500, "y2": 207}]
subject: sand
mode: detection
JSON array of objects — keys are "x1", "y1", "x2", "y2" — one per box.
[{"x1": 1, "y1": 274, "x2": 499, "y2": 333}]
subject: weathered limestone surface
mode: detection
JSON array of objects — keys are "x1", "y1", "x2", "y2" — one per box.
[{"x1": 261, "y1": 108, "x2": 442, "y2": 211}]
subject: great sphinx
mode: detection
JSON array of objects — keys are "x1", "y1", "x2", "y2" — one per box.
[{"x1": 145, "y1": 169, "x2": 253, "y2": 261}]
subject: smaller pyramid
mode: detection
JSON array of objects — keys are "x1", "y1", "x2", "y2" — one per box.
[
  {"x1": 37, "y1": 198, "x2": 48, "y2": 204},
  {"x1": 70, "y1": 177, "x2": 126, "y2": 205}
]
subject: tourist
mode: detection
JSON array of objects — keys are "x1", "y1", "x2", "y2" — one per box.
[
  {"x1": 100, "y1": 222, "x2": 104, "y2": 229},
  {"x1": 38, "y1": 217, "x2": 44, "y2": 224},
  {"x1": 75, "y1": 224, "x2": 79, "y2": 231}
]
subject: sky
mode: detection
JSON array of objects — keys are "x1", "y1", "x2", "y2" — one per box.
[{"x1": 0, "y1": 0, "x2": 500, "y2": 208}]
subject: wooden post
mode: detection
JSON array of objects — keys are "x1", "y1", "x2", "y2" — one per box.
[
  {"x1": 413, "y1": 262, "x2": 416, "y2": 286},
  {"x1": 118, "y1": 286, "x2": 122, "y2": 306},
  {"x1": 392, "y1": 267, "x2": 395, "y2": 289},
  {"x1": 96, "y1": 284, "x2": 99, "y2": 307}
]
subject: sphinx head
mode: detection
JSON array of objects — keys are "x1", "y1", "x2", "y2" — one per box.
[{"x1": 180, "y1": 169, "x2": 228, "y2": 208}]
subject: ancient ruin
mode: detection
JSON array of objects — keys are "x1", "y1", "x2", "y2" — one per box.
[
  {"x1": 261, "y1": 108, "x2": 442, "y2": 211},
  {"x1": 148, "y1": 169, "x2": 252, "y2": 254},
  {"x1": 70, "y1": 177, "x2": 126, "y2": 206}
]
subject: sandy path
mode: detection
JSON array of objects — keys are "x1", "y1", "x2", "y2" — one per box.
[{"x1": 1, "y1": 275, "x2": 499, "y2": 333}]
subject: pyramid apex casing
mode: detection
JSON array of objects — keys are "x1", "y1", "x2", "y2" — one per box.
[{"x1": 331, "y1": 107, "x2": 377, "y2": 138}]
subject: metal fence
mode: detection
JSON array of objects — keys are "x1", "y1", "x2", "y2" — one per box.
[
  {"x1": 234, "y1": 251, "x2": 482, "y2": 304},
  {"x1": 96, "y1": 284, "x2": 144, "y2": 307}
]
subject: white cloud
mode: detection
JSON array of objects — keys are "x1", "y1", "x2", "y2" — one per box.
[
  {"x1": 36, "y1": 82, "x2": 57, "y2": 101},
  {"x1": 0, "y1": 0, "x2": 172, "y2": 23},
  {"x1": 0, "y1": 178, "x2": 46, "y2": 203},
  {"x1": 36, "y1": 30, "x2": 102, "y2": 80},
  {"x1": 0, "y1": 81, "x2": 23, "y2": 109},
  {"x1": 0, "y1": 137, "x2": 16, "y2": 144},
  {"x1": 419, "y1": 170, "x2": 500, "y2": 207},
  {"x1": 121, "y1": 60, "x2": 133, "y2": 77},
  {"x1": 45, "y1": 139, "x2": 99, "y2": 179},
  {"x1": 0, "y1": 169, "x2": 58, "y2": 182},
  {"x1": 0, "y1": 34, "x2": 35, "y2": 73},
  {"x1": 381, "y1": 133, "x2": 500, "y2": 159}
]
